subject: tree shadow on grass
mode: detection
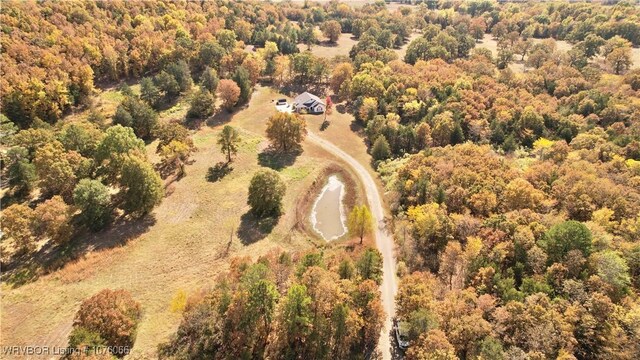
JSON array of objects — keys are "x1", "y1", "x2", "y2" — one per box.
[
  {"x1": 237, "y1": 211, "x2": 279, "y2": 245},
  {"x1": 320, "y1": 120, "x2": 330, "y2": 131},
  {"x1": 349, "y1": 118, "x2": 365, "y2": 135},
  {"x1": 1, "y1": 215, "x2": 157, "y2": 288},
  {"x1": 207, "y1": 161, "x2": 233, "y2": 182},
  {"x1": 258, "y1": 146, "x2": 302, "y2": 170},
  {"x1": 206, "y1": 109, "x2": 235, "y2": 127}
]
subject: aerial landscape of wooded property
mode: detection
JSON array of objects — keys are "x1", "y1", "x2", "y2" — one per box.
[{"x1": 1, "y1": 0, "x2": 640, "y2": 359}]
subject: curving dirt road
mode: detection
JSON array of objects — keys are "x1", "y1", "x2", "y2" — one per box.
[{"x1": 307, "y1": 131, "x2": 398, "y2": 359}]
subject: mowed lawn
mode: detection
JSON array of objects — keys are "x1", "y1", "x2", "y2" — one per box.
[{"x1": 0, "y1": 85, "x2": 356, "y2": 358}]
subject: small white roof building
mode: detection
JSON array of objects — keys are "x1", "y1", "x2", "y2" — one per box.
[{"x1": 293, "y1": 92, "x2": 325, "y2": 114}]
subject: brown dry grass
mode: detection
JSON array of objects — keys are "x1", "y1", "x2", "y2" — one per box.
[{"x1": 0, "y1": 85, "x2": 380, "y2": 358}]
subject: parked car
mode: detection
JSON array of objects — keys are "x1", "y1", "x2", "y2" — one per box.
[
  {"x1": 393, "y1": 318, "x2": 410, "y2": 351},
  {"x1": 275, "y1": 98, "x2": 293, "y2": 113}
]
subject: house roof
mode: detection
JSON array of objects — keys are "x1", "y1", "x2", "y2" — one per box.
[{"x1": 294, "y1": 91, "x2": 325, "y2": 106}]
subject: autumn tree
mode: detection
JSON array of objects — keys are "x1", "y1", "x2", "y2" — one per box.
[
  {"x1": 154, "y1": 122, "x2": 191, "y2": 150},
  {"x1": 431, "y1": 111, "x2": 456, "y2": 147},
  {"x1": 34, "y1": 195, "x2": 73, "y2": 244},
  {"x1": 247, "y1": 169, "x2": 286, "y2": 218},
  {"x1": 71, "y1": 289, "x2": 141, "y2": 357},
  {"x1": 607, "y1": 47, "x2": 632, "y2": 74},
  {"x1": 217, "y1": 79, "x2": 241, "y2": 111},
  {"x1": 1, "y1": 204, "x2": 36, "y2": 252},
  {"x1": 329, "y1": 62, "x2": 354, "y2": 97},
  {"x1": 439, "y1": 241, "x2": 463, "y2": 290},
  {"x1": 33, "y1": 142, "x2": 80, "y2": 199},
  {"x1": 503, "y1": 178, "x2": 545, "y2": 211},
  {"x1": 159, "y1": 140, "x2": 192, "y2": 177},
  {"x1": 470, "y1": 18, "x2": 486, "y2": 42},
  {"x1": 407, "y1": 329, "x2": 457, "y2": 360},
  {"x1": 321, "y1": 21, "x2": 342, "y2": 43},
  {"x1": 217, "y1": 125, "x2": 240, "y2": 163},
  {"x1": 73, "y1": 179, "x2": 112, "y2": 231},
  {"x1": 273, "y1": 55, "x2": 291, "y2": 86},
  {"x1": 265, "y1": 112, "x2": 307, "y2": 152},
  {"x1": 348, "y1": 205, "x2": 374, "y2": 244}
]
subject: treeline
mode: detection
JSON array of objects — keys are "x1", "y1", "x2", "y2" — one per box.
[
  {"x1": 0, "y1": 0, "x2": 344, "y2": 261},
  {"x1": 337, "y1": 2, "x2": 640, "y2": 359},
  {"x1": 0, "y1": 116, "x2": 178, "y2": 253},
  {"x1": 158, "y1": 249, "x2": 385, "y2": 360},
  {"x1": 1, "y1": 0, "x2": 306, "y2": 128},
  {"x1": 410, "y1": 0, "x2": 640, "y2": 45},
  {"x1": 384, "y1": 142, "x2": 640, "y2": 358},
  {"x1": 330, "y1": 44, "x2": 639, "y2": 159}
]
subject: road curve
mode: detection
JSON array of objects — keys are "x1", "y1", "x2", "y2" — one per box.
[{"x1": 307, "y1": 131, "x2": 397, "y2": 359}]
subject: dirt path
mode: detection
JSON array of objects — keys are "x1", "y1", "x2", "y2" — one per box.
[{"x1": 307, "y1": 131, "x2": 397, "y2": 359}]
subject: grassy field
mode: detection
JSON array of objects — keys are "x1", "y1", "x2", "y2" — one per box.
[
  {"x1": 298, "y1": 32, "x2": 359, "y2": 58},
  {"x1": 0, "y1": 84, "x2": 377, "y2": 358}
]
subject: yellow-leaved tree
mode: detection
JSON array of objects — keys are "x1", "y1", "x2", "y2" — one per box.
[{"x1": 348, "y1": 205, "x2": 373, "y2": 244}]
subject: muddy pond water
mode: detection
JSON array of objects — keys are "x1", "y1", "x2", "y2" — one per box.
[{"x1": 310, "y1": 175, "x2": 347, "y2": 241}]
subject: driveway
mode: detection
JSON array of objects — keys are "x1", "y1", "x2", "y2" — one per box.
[{"x1": 307, "y1": 131, "x2": 398, "y2": 359}]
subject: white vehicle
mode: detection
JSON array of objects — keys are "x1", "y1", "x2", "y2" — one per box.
[
  {"x1": 394, "y1": 319, "x2": 410, "y2": 351},
  {"x1": 275, "y1": 99, "x2": 293, "y2": 113}
]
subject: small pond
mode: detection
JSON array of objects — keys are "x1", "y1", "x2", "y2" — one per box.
[{"x1": 310, "y1": 175, "x2": 347, "y2": 241}]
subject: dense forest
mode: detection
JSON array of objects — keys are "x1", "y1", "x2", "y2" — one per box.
[{"x1": 1, "y1": 0, "x2": 640, "y2": 359}]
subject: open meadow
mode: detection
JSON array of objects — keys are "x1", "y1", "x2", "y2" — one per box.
[{"x1": 0, "y1": 83, "x2": 376, "y2": 358}]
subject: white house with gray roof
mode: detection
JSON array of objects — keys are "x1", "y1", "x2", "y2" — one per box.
[{"x1": 293, "y1": 92, "x2": 325, "y2": 114}]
